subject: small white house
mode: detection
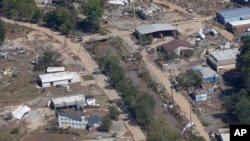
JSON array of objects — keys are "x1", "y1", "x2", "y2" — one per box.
[
  {"x1": 85, "y1": 95, "x2": 96, "y2": 106},
  {"x1": 38, "y1": 72, "x2": 80, "y2": 88},
  {"x1": 46, "y1": 67, "x2": 65, "y2": 73}
]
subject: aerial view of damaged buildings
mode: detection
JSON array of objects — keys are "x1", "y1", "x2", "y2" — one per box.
[{"x1": 1, "y1": 0, "x2": 250, "y2": 141}]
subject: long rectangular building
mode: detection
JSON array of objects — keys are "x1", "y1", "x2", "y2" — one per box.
[
  {"x1": 207, "y1": 48, "x2": 239, "y2": 71},
  {"x1": 227, "y1": 19, "x2": 250, "y2": 34},
  {"x1": 216, "y1": 7, "x2": 250, "y2": 24}
]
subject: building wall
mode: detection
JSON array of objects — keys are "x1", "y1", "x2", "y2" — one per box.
[
  {"x1": 58, "y1": 115, "x2": 87, "y2": 129},
  {"x1": 234, "y1": 24, "x2": 250, "y2": 34},
  {"x1": 221, "y1": 63, "x2": 236, "y2": 71},
  {"x1": 176, "y1": 46, "x2": 194, "y2": 55},
  {"x1": 42, "y1": 80, "x2": 71, "y2": 88},
  {"x1": 192, "y1": 93, "x2": 208, "y2": 101},
  {"x1": 203, "y1": 76, "x2": 219, "y2": 83}
]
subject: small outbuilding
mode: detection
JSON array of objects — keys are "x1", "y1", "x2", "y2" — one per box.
[
  {"x1": 12, "y1": 105, "x2": 31, "y2": 120},
  {"x1": 191, "y1": 89, "x2": 210, "y2": 102},
  {"x1": 46, "y1": 67, "x2": 65, "y2": 73},
  {"x1": 38, "y1": 71, "x2": 80, "y2": 88},
  {"x1": 192, "y1": 65, "x2": 220, "y2": 83},
  {"x1": 85, "y1": 95, "x2": 96, "y2": 106},
  {"x1": 157, "y1": 39, "x2": 194, "y2": 55}
]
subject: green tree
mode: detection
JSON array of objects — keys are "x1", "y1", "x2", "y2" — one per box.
[
  {"x1": 135, "y1": 92, "x2": 155, "y2": 129},
  {"x1": 182, "y1": 49, "x2": 194, "y2": 58},
  {"x1": 34, "y1": 50, "x2": 64, "y2": 71},
  {"x1": 109, "y1": 106, "x2": 120, "y2": 120},
  {"x1": 140, "y1": 35, "x2": 152, "y2": 45},
  {"x1": 190, "y1": 135, "x2": 206, "y2": 141},
  {"x1": 98, "y1": 115, "x2": 112, "y2": 132},
  {"x1": 31, "y1": 9, "x2": 43, "y2": 23},
  {"x1": 176, "y1": 69, "x2": 203, "y2": 88},
  {"x1": 0, "y1": 19, "x2": 5, "y2": 45},
  {"x1": 1, "y1": 0, "x2": 38, "y2": 21},
  {"x1": 44, "y1": 7, "x2": 76, "y2": 34},
  {"x1": 81, "y1": 0, "x2": 103, "y2": 32},
  {"x1": 147, "y1": 119, "x2": 181, "y2": 141},
  {"x1": 236, "y1": 36, "x2": 250, "y2": 92}
]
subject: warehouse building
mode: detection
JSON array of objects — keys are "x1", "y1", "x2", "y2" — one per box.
[
  {"x1": 207, "y1": 48, "x2": 239, "y2": 71},
  {"x1": 135, "y1": 24, "x2": 177, "y2": 38},
  {"x1": 216, "y1": 7, "x2": 250, "y2": 24},
  {"x1": 227, "y1": 19, "x2": 250, "y2": 34}
]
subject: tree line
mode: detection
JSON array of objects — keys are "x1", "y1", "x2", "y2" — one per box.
[
  {"x1": 224, "y1": 36, "x2": 250, "y2": 124},
  {"x1": 0, "y1": 0, "x2": 104, "y2": 34},
  {"x1": 97, "y1": 55, "x2": 182, "y2": 141}
]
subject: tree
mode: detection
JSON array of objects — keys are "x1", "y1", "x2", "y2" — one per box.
[
  {"x1": 98, "y1": 115, "x2": 112, "y2": 132},
  {"x1": 236, "y1": 36, "x2": 250, "y2": 92},
  {"x1": 190, "y1": 135, "x2": 206, "y2": 141},
  {"x1": 140, "y1": 35, "x2": 152, "y2": 45},
  {"x1": 147, "y1": 119, "x2": 181, "y2": 141},
  {"x1": 182, "y1": 50, "x2": 194, "y2": 58},
  {"x1": 44, "y1": 7, "x2": 76, "y2": 34},
  {"x1": 1, "y1": 0, "x2": 38, "y2": 21},
  {"x1": 31, "y1": 9, "x2": 43, "y2": 23},
  {"x1": 34, "y1": 50, "x2": 64, "y2": 71},
  {"x1": 81, "y1": 0, "x2": 103, "y2": 32},
  {"x1": 135, "y1": 92, "x2": 155, "y2": 129},
  {"x1": 109, "y1": 106, "x2": 120, "y2": 120},
  {"x1": 176, "y1": 69, "x2": 203, "y2": 88},
  {"x1": 0, "y1": 19, "x2": 5, "y2": 45}
]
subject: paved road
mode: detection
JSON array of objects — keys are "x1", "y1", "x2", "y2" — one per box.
[{"x1": 1, "y1": 17, "x2": 146, "y2": 141}]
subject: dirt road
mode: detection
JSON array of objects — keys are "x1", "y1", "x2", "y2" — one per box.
[
  {"x1": 141, "y1": 51, "x2": 210, "y2": 141},
  {"x1": 154, "y1": 0, "x2": 234, "y2": 41},
  {"x1": 1, "y1": 17, "x2": 146, "y2": 141}
]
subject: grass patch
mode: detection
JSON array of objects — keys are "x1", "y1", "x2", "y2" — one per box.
[{"x1": 82, "y1": 75, "x2": 94, "y2": 81}]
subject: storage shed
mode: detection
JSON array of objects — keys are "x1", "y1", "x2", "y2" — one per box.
[
  {"x1": 192, "y1": 65, "x2": 220, "y2": 83},
  {"x1": 38, "y1": 71, "x2": 80, "y2": 88},
  {"x1": 46, "y1": 66, "x2": 65, "y2": 73},
  {"x1": 216, "y1": 7, "x2": 250, "y2": 24},
  {"x1": 191, "y1": 89, "x2": 210, "y2": 102},
  {"x1": 227, "y1": 19, "x2": 250, "y2": 34}
]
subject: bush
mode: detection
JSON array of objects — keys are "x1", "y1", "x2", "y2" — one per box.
[
  {"x1": 10, "y1": 128, "x2": 19, "y2": 134},
  {"x1": 109, "y1": 105, "x2": 120, "y2": 120}
]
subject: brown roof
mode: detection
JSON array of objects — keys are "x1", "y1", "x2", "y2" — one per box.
[{"x1": 160, "y1": 39, "x2": 193, "y2": 50}]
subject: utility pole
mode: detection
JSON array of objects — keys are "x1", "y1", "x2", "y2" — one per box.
[
  {"x1": 133, "y1": 1, "x2": 136, "y2": 28},
  {"x1": 190, "y1": 102, "x2": 193, "y2": 135},
  {"x1": 170, "y1": 70, "x2": 174, "y2": 105}
]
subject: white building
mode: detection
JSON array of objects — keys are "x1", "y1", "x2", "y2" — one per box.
[
  {"x1": 85, "y1": 95, "x2": 96, "y2": 106},
  {"x1": 218, "y1": 128, "x2": 229, "y2": 141},
  {"x1": 49, "y1": 94, "x2": 86, "y2": 109},
  {"x1": 38, "y1": 71, "x2": 80, "y2": 88},
  {"x1": 46, "y1": 67, "x2": 65, "y2": 73},
  {"x1": 12, "y1": 105, "x2": 31, "y2": 120}
]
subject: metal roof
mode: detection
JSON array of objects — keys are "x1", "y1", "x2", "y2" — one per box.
[
  {"x1": 217, "y1": 7, "x2": 250, "y2": 19},
  {"x1": 12, "y1": 105, "x2": 31, "y2": 120},
  {"x1": 46, "y1": 66, "x2": 65, "y2": 73},
  {"x1": 51, "y1": 94, "x2": 86, "y2": 108},
  {"x1": 39, "y1": 72, "x2": 79, "y2": 83},
  {"x1": 57, "y1": 112, "x2": 83, "y2": 121},
  {"x1": 228, "y1": 19, "x2": 250, "y2": 26},
  {"x1": 192, "y1": 65, "x2": 219, "y2": 79},
  {"x1": 86, "y1": 115, "x2": 102, "y2": 126},
  {"x1": 135, "y1": 24, "x2": 176, "y2": 35},
  {"x1": 210, "y1": 48, "x2": 239, "y2": 62}
]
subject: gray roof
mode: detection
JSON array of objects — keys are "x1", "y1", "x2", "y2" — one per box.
[
  {"x1": 210, "y1": 48, "x2": 239, "y2": 62},
  {"x1": 135, "y1": 24, "x2": 176, "y2": 35},
  {"x1": 192, "y1": 65, "x2": 219, "y2": 79},
  {"x1": 86, "y1": 115, "x2": 102, "y2": 126},
  {"x1": 57, "y1": 112, "x2": 82, "y2": 121},
  {"x1": 85, "y1": 95, "x2": 95, "y2": 100},
  {"x1": 216, "y1": 7, "x2": 250, "y2": 19}
]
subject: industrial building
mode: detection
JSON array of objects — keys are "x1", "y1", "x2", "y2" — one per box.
[
  {"x1": 227, "y1": 19, "x2": 250, "y2": 34},
  {"x1": 192, "y1": 65, "x2": 220, "y2": 83},
  {"x1": 49, "y1": 94, "x2": 86, "y2": 110},
  {"x1": 38, "y1": 71, "x2": 80, "y2": 88},
  {"x1": 135, "y1": 24, "x2": 177, "y2": 37},
  {"x1": 207, "y1": 48, "x2": 239, "y2": 71},
  {"x1": 216, "y1": 7, "x2": 250, "y2": 24},
  {"x1": 46, "y1": 66, "x2": 65, "y2": 73}
]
